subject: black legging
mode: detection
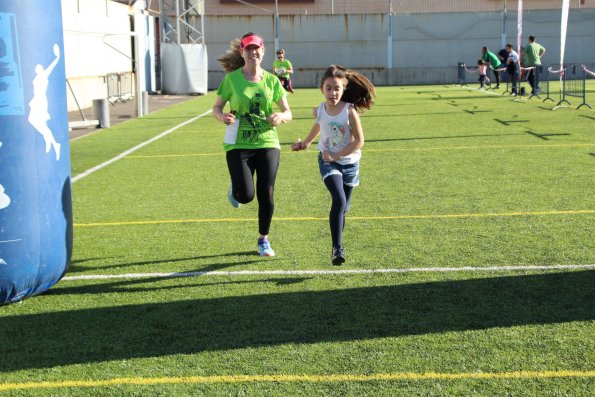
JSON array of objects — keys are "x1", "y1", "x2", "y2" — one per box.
[
  {"x1": 323, "y1": 174, "x2": 354, "y2": 248},
  {"x1": 494, "y1": 65, "x2": 501, "y2": 85},
  {"x1": 491, "y1": 66, "x2": 501, "y2": 86},
  {"x1": 226, "y1": 148, "x2": 280, "y2": 236}
]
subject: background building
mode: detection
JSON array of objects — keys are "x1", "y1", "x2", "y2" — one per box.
[{"x1": 64, "y1": 0, "x2": 595, "y2": 112}]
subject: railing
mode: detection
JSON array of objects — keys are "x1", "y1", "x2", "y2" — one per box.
[{"x1": 106, "y1": 72, "x2": 134, "y2": 105}]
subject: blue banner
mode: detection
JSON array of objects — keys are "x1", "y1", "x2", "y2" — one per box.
[{"x1": 0, "y1": 0, "x2": 72, "y2": 304}]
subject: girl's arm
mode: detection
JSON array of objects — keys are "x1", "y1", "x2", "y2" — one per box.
[
  {"x1": 323, "y1": 106, "x2": 364, "y2": 162},
  {"x1": 292, "y1": 123, "x2": 320, "y2": 151},
  {"x1": 267, "y1": 96, "x2": 292, "y2": 126},
  {"x1": 212, "y1": 96, "x2": 236, "y2": 125}
]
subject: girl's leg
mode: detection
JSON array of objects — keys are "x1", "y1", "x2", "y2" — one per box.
[
  {"x1": 342, "y1": 183, "x2": 354, "y2": 232},
  {"x1": 226, "y1": 149, "x2": 255, "y2": 204},
  {"x1": 254, "y1": 148, "x2": 280, "y2": 236},
  {"x1": 324, "y1": 174, "x2": 348, "y2": 248}
]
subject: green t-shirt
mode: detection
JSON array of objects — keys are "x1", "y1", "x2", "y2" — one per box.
[
  {"x1": 482, "y1": 50, "x2": 501, "y2": 68},
  {"x1": 273, "y1": 59, "x2": 292, "y2": 79},
  {"x1": 523, "y1": 42, "x2": 545, "y2": 66},
  {"x1": 217, "y1": 68, "x2": 286, "y2": 151}
]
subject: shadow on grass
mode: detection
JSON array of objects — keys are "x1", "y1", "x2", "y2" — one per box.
[
  {"x1": 525, "y1": 131, "x2": 572, "y2": 140},
  {"x1": 357, "y1": 111, "x2": 463, "y2": 118},
  {"x1": 68, "y1": 252, "x2": 258, "y2": 273},
  {"x1": 494, "y1": 118, "x2": 530, "y2": 126},
  {"x1": 1, "y1": 271, "x2": 593, "y2": 372},
  {"x1": 46, "y1": 276, "x2": 311, "y2": 296},
  {"x1": 431, "y1": 96, "x2": 495, "y2": 101}
]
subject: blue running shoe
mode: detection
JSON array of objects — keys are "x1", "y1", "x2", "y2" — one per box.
[
  {"x1": 257, "y1": 238, "x2": 275, "y2": 257},
  {"x1": 228, "y1": 185, "x2": 240, "y2": 208}
]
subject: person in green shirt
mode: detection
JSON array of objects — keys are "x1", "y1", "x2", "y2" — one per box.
[
  {"x1": 521, "y1": 35, "x2": 546, "y2": 95},
  {"x1": 213, "y1": 32, "x2": 292, "y2": 257},
  {"x1": 273, "y1": 49, "x2": 294, "y2": 93},
  {"x1": 481, "y1": 46, "x2": 503, "y2": 89}
]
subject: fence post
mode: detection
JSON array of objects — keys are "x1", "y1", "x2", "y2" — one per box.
[
  {"x1": 542, "y1": 65, "x2": 555, "y2": 103},
  {"x1": 142, "y1": 91, "x2": 149, "y2": 116},
  {"x1": 554, "y1": 66, "x2": 571, "y2": 108},
  {"x1": 576, "y1": 66, "x2": 592, "y2": 109},
  {"x1": 502, "y1": 70, "x2": 511, "y2": 95},
  {"x1": 457, "y1": 62, "x2": 466, "y2": 86},
  {"x1": 93, "y1": 99, "x2": 111, "y2": 128}
]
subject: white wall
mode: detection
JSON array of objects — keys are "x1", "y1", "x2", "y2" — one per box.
[
  {"x1": 62, "y1": 0, "x2": 134, "y2": 111},
  {"x1": 205, "y1": 9, "x2": 595, "y2": 88},
  {"x1": 61, "y1": 5, "x2": 595, "y2": 111}
]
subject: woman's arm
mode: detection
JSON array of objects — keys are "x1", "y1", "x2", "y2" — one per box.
[
  {"x1": 212, "y1": 96, "x2": 236, "y2": 125},
  {"x1": 267, "y1": 96, "x2": 292, "y2": 126}
]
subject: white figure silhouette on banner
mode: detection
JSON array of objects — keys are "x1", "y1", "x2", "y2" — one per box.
[
  {"x1": 0, "y1": 183, "x2": 9, "y2": 209},
  {"x1": 28, "y1": 43, "x2": 61, "y2": 161},
  {"x1": 0, "y1": 142, "x2": 8, "y2": 209}
]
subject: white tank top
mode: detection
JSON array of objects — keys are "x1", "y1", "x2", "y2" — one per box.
[{"x1": 315, "y1": 102, "x2": 361, "y2": 165}]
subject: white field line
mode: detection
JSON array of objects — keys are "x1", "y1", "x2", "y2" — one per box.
[
  {"x1": 71, "y1": 110, "x2": 212, "y2": 183},
  {"x1": 463, "y1": 86, "x2": 504, "y2": 96},
  {"x1": 62, "y1": 264, "x2": 595, "y2": 281}
]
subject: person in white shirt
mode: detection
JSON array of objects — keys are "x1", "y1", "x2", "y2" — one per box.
[{"x1": 505, "y1": 43, "x2": 521, "y2": 96}]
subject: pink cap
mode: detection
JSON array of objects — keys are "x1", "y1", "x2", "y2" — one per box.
[{"x1": 240, "y1": 35, "x2": 264, "y2": 49}]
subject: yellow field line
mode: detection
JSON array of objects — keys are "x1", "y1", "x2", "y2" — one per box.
[
  {"x1": 125, "y1": 143, "x2": 595, "y2": 159},
  {"x1": 73, "y1": 209, "x2": 595, "y2": 228},
  {"x1": 365, "y1": 143, "x2": 595, "y2": 153},
  {"x1": 1, "y1": 371, "x2": 593, "y2": 391},
  {"x1": 129, "y1": 152, "x2": 220, "y2": 158}
]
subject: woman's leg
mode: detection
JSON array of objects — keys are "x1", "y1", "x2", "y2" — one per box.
[
  {"x1": 226, "y1": 149, "x2": 255, "y2": 204},
  {"x1": 254, "y1": 148, "x2": 280, "y2": 236}
]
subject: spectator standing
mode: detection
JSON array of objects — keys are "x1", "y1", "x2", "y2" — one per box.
[
  {"x1": 522, "y1": 35, "x2": 546, "y2": 95},
  {"x1": 505, "y1": 43, "x2": 521, "y2": 96}
]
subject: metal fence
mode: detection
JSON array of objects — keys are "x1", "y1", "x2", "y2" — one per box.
[
  {"x1": 457, "y1": 61, "x2": 592, "y2": 109},
  {"x1": 555, "y1": 64, "x2": 592, "y2": 109},
  {"x1": 106, "y1": 72, "x2": 134, "y2": 105}
]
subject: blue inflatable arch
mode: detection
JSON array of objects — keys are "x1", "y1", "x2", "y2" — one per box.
[{"x1": 0, "y1": 0, "x2": 72, "y2": 304}]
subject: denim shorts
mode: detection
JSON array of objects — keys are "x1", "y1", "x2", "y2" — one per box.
[{"x1": 318, "y1": 152, "x2": 360, "y2": 187}]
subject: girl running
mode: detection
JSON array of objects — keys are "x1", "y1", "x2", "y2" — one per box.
[{"x1": 291, "y1": 65, "x2": 375, "y2": 265}]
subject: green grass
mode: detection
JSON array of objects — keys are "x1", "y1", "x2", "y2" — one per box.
[{"x1": 1, "y1": 83, "x2": 594, "y2": 395}]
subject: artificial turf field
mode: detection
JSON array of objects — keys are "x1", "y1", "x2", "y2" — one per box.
[{"x1": 1, "y1": 83, "x2": 594, "y2": 396}]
